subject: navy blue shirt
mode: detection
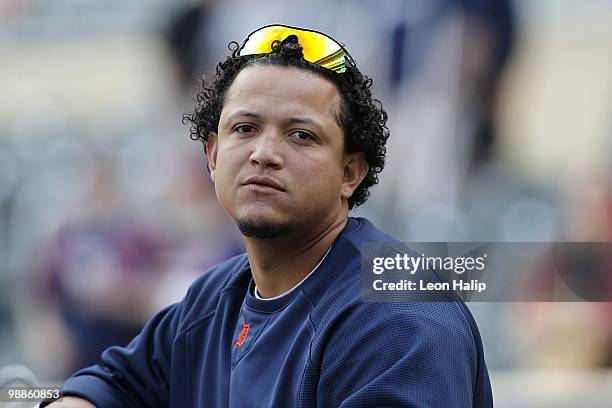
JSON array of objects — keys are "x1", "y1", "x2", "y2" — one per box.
[{"x1": 60, "y1": 217, "x2": 493, "y2": 407}]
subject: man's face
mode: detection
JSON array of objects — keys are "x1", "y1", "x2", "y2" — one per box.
[{"x1": 206, "y1": 64, "x2": 363, "y2": 238}]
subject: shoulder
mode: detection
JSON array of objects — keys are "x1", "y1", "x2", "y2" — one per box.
[
  {"x1": 312, "y1": 299, "x2": 484, "y2": 406},
  {"x1": 186, "y1": 252, "x2": 250, "y2": 294},
  {"x1": 307, "y1": 217, "x2": 481, "y2": 373},
  {"x1": 177, "y1": 252, "x2": 250, "y2": 331},
  {"x1": 306, "y1": 217, "x2": 417, "y2": 327},
  {"x1": 339, "y1": 216, "x2": 399, "y2": 250},
  {"x1": 313, "y1": 298, "x2": 478, "y2": 364}
]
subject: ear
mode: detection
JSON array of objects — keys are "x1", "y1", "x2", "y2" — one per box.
[
  {"x1": 205, "y1": 132, "x2": 218, "y2": 183},
  {"x1": 341, "y1": 152, "x2": 368, "y2": 200}
]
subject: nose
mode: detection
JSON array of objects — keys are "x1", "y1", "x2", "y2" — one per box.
[{"x1": 249, "y1": 131, "x2": 284, "y2": 169}]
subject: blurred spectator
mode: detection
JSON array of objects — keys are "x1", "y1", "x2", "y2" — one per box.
[{"x1": 12, "y1": 149, "x2": 167, "y2": 378}]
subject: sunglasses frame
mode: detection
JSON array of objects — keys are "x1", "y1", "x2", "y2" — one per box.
[{"x1": 237, "y1": 24, "x2": 356, "y2": 73}]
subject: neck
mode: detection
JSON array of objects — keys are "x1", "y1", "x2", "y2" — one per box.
[{"x1": 243, "y1": 209, "x2": 348, "y2": 299}]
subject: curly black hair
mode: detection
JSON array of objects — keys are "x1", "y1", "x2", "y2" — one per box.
[{"x1": 182, "y1": 35, "x2": 389, "y2": 209}]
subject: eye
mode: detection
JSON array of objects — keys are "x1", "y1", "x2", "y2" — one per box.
[
  {"x1": 235, "y1": 124, "x2": 257, "y2": 134},
  {"x1": 290, "y1": 130, "x2": 314, "y2": 142}
]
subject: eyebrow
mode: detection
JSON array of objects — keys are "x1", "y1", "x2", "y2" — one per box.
[
  {"x1": 225, "y1": 110, "x2": 261, "y2": 123},
  {"x1": 224, "y1": 110, "x2": 325, "y2": 132},
  {"x1": 285, "y1": 116, "x2": 323, "y2": 131}
]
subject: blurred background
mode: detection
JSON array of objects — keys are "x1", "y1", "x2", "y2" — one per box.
[{"x1": 0, "y1": 0, "x2": 611, "y2": 406}]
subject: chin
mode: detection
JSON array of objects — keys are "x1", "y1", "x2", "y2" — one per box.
[
  {"x1": 235, "y1": 215, "x2": 291, "y2": 239},
  {"x1": 230, "y1": 204, "x2": 289, "y2": 237}
]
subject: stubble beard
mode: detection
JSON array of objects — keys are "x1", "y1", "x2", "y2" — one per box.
[{"x1": 236, "y1": 217, "x2": 291, "y2": 239}]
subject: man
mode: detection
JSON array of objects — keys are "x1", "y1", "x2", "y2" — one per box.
[{"x1": 45, "y1": 25, "x2": 492, "y2": 407}]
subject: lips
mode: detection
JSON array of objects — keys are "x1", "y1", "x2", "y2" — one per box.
[{"x1": 242, "y1": 175, "x2": 286, "y2": 192}]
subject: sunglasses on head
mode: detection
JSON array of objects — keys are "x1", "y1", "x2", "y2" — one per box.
[{"x1": 238, "y1": 24, "x2": 354, "y2": 74}]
